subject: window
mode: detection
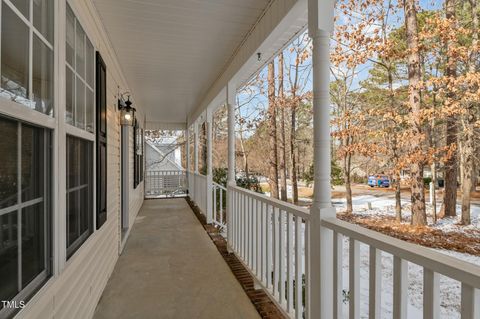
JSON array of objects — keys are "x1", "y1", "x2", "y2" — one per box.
[
  {"x1": 66, "y1": 4, "x2": 94, "y2": 132},
  {"x1": 0, "y1": 0, "x2": 54, "y2": 116},
  {"x1": 66, "y1": 135, "x2": 93, "y2": 258},
  {"x1": 0, "y1": 115, "x2": 52, "y2": 317}
]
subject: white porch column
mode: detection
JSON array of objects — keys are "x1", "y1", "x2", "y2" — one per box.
[
  {"x1": 308, "y1": 0, "x2": 335, "y2": 318},
  {"x1": 194, "y1": 121, "x2": 199, "y2": 174},
  {"x1": 226, "y1": 82, "x2": 236, "y2": 251},
  {"x1": 206, "y1": 108, "x2": 213, "y2": 224},
  {"x1": 185, "y1": 127, "x2": 191, "y2": 194}
]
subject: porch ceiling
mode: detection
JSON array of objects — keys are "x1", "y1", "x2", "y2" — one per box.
[{"x1": 93, "y1": 0, "x2": 271, "y2": 124}]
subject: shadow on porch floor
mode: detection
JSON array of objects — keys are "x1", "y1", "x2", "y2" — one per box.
[{"x1": 93, "y1": 198, "x2": 260, "y2": 319}]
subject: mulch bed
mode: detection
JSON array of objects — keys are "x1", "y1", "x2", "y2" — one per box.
[{"x1": 185, "y1": 197, "x2": 287, "y2": 319}]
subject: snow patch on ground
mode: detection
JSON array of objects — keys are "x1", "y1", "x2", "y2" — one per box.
[{"x1": 338, "y1": 238, "x2": 479, "y2": 319}]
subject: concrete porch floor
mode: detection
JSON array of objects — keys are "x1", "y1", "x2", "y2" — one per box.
[{"x1": 93, "y1": 198, "x2": 260, "y2": 319}]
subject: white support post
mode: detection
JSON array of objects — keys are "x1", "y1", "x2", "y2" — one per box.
[
  {"x1": 206, "y1": 108, "x2": 213, "y2": 224},
  {"x1": 194, "y1": 121, "x2": 199, "y2": 174},
  {"x1": 186, "y1": 127, "x2": 190, "y2": 194},
  {"x1": 308, "y1": 1, "x2": 335, "y2": 318},
  {"x1": 226, "y1": 82, "x2": 236, "y2": 253}
]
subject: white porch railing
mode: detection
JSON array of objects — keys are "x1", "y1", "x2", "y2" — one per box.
[
  {"x1": 321, "y1": 218, "x2": 480, "y2": 319},
  {"x1": 229, "y1": 185, "x2": 308, "y2": 319},
  {"x1": 224, "y1": 185, "x2": 480, "y2": 319},
  {"x1": 145, "y1": 170, "x2": 187, "y2": 198},
  {"x1": 186, "y1": 176, "x2": 480, "y2": 319},
  {"x1": 192, "y1": 172, "x2": 207, "y2": 214},
  {"x1": 212, "y1": 182, "x2": 227, "y2": 232}
]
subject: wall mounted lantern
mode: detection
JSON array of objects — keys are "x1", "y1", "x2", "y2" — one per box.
[{"x1": 118, "y1": 95, "x2": 136, "y2": 126}]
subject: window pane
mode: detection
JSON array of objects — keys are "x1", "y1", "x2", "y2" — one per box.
[
  {"x1": 86, "y1": 88, "x2": 94, "y2": 133},
  {"x1": 1, "y1": 4, "x2": 29, "y2": 101},
  {"x1": 33, "y1": 0, "x2": 54, "y2": 43},
  {"x1": 32, "y1": 35, "x2": 54, "y2": 116},
  {"x1": 0, "y1": 117, "x2": 18, "y2": 209},
  {"x1": 67, "y1": 135, "x2": 80, "y2": 189},
  {"x1": 22, "y1": 124, "x2": 44, "y2": 202},
  {"x1": 22, "y1": 203, "x2": 45, "y2": 287},
  {"x1": 86, "y1": 38, "x2": 94, "y2": 87},
  {"x1": 66, "y1": 66, "x2": 75, "y2": 125},
  {"x1": 75, "y1": 24, "x2": 85, "y2": 79},
  {"x1": 75, "y1": 78, "x2": 85, "y2": 129},
  {"x1": 66, "y1": 5, "x2": 75, "y2": 67},
  {"x1": 66, "y1": 136, "x2": 93, "y2": 257},
  {"x1": 0, "y1": 212, "x2": 19, "y2": 305},
  {"x1": 9, "y1": 0, "x2": 29, "y2": 19},
  {"x1": 67, "y1": 190, "x2": 80, "y2": 246}
]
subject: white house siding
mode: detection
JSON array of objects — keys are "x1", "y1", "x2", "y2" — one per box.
[{"x1": 13, "y1": 0, "x2": 144, "y2": 318}]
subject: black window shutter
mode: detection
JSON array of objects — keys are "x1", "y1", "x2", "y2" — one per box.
[{"x1": 96, "y1": 52, "x2": 107, "y2": 229}]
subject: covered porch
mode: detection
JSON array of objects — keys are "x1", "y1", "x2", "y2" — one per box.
[
  {"x1": 0, "y1": 0, "x2": 478, "y2": 318},
  {"x1": 96, "y1": 0, "x2": 480, "y2": 317}
]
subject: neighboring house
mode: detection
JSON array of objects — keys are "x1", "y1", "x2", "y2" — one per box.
[{"x1": 146, "y1": 140, "x2": 183, "y2": 171}]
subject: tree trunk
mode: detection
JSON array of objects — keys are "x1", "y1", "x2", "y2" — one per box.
[
  {"x1": 344, "y1": 154, "x2": 353, "y2": 213},
  {"x1": 460, "y1": 0, "x2": 478, "y2": 225},
  {"x1": 290, "y1": 55, "x2": 300, "y2": 204},
  {"x1": 278, "y1": 53, "x2": 288, "y2": 201},
  {"x1": 441, "y1": 0, "x2": 459, "y2": 219},
  {"x1": 404, "y1": 0, "x2": 426, "y2": 226},
  {"x1": 395, "y1": 174, "x2": 402, "y2": 222},
  {"x1": 268, "y1": 62, "x2": 279, "y2": 199}
]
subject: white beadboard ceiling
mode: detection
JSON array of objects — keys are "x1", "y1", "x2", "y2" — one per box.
[{"x1": 93, "y1": 0, "x2": 271, "y2": 124}]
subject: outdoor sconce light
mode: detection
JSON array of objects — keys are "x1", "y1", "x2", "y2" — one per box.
[{"x1": 118, "y1": 95, "x2": 136, "y2": 126}]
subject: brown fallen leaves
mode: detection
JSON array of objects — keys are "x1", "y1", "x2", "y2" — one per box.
[{"x1": 338, "y1": 213, "x2": 480, "y2": 256}]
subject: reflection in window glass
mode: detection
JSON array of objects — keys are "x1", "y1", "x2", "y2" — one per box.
[
  {"x1": 0, "y1": 212, "x2": 19, "y2": 306},
  {"x1": 66, "y1": 6, "x2": 75, "y2": 67},
  {"x1": 86, "y1": 88, "x2": 94, "y2": 133},
  {"x1": 76, "y1": 79, "x2": 85, "y2": 130},
  {"x1": 0, "y1": 118, "x2": 18, "y2": 209},
  {"x1": 66, "y1": 136, "x2": 93, "y2": 258},
  {"x1": 86, "y1": 39, "x2": 94, "y2": 87},
  {"x1": 0, "y1": 116, "x2": 51, "y2": 316},
  {"x1": 22, "y1": 203, "x2": 45, "y2": 288},
  {"x1": 32, "y1": 35, "x2": 54, "y2": 116},
  {"x1": 67, "y1": 5, "x2": 95, "y2": 133},
  {"x1": 76, "y1": 25, "x2": 85, "y2": 79},
  {"x1": 66, "y1": 66, "x2": 75, "y2": 125},
  {"x1": 22, "y1": 124, "x2": 45, "y2": 202},
  {"x1": 33, "y1": 0, "x2": 54, "y2": 43},
  {"x1": 9, "y1": 0, "x2": 29, "y2": 19},
  {"x1": 1, "y1": 4, "x2": 29, "y2": 101}
]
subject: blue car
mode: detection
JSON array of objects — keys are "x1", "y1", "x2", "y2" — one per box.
[{"x1": 368, "y1": 175, "x2": 390, "y2": 188}]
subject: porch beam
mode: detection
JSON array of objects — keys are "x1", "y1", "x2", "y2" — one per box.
[{"x1": 308, "y1": 0, "x2": 336, "y2": 318}]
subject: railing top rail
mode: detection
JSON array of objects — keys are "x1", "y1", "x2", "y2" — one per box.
[
  {"x1": 212, "y1": 182, "x2": 227, "y2": 191},
  {"x1": 322, "y1": 217, "x2": 480, "y2": 288},
  {"x1": 229, "y1": 184, "x2": 310, "y2": 220},
  {"x1": 193, "y1": 173, "x2": 207, "y2": 179},
  {"x1": 146, "y1": 170, "x2": 186, "y2": 173}
]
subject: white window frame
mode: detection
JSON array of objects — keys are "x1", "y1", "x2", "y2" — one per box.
[
  {"x1": 0, "y1": 0, "x2": 55, "y2": 117},
  {"x1": 0, "y1": 0, "x2": 56, "y2": 309},
  {"x1": 62, "y1": 1, "x2": 97, "y2": 264}
]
